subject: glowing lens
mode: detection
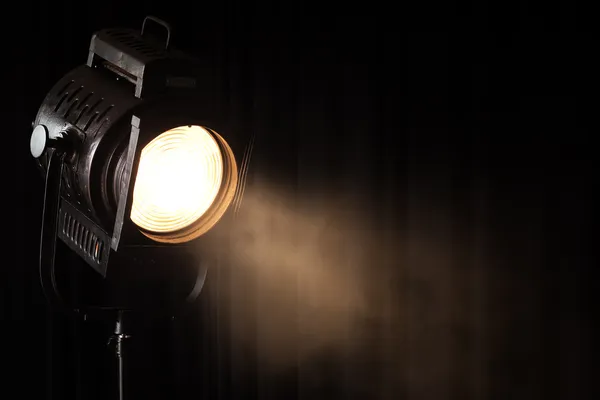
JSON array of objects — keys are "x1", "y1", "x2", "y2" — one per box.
[{"x1": 131, "y1": 126, "x2": 223, "y2": 233}]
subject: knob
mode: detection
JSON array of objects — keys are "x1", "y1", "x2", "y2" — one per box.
[{"x1": 30, "y1": 124, "x2": 73, "y2": 158}]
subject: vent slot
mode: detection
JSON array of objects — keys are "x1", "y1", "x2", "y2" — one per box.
[
  {"x1": 63, "y1": 99, "x2": 78, "y2": 118},
  {"x1": 74, "y1": 106, "x2": 88, "y2": 125},
  {"x1": 61, "y1": 211, "x2": 104, "y2": 262},
  {"x1": 67, "y1": 86, "x2": 83, "y2": 103},
  {"x1": 87, "y1": 98, "x2": 104, "y2": 115},
  {"x1": 78, "y1": 92, "x2": 94, "y2": 109},
  {"x1": 97, "y1": 104, "x2": 114, "y2": 121},
  {"x1": 51, "y1": 78, "x2": 110, "y2": 131},
  {"x1": 54, "y1": 93, "x2": 68, "y2": 113},
  {"x1": 56, "y1": 80, "x2": 74, "y2": 97},
  {"x1": 58, "y1": 201, "x2": 110, "y2": 274}
]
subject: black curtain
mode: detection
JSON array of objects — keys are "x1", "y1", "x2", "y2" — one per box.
[{"x1": 6, "y1": 2, "x2": 593, "y2": 400}]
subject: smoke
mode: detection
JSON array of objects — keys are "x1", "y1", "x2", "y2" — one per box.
[
  {"x1": 207, "y1": 183, "x2": 390, "y2": 370},
  {"x1": 196, "y1": 181, "x2": 527, "y2": 399}
]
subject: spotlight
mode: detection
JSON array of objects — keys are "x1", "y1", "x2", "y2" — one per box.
[{"x1": 30, "y1": 16, "x2": 253, "y2": 312}]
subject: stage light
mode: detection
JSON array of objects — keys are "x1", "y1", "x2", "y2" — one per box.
[
  {"x1": 29, "y1": 16, "x2": 253, "y2": 311},
  {"x1": 30, "y1": 18, "x2": 255, "y2": 400}
]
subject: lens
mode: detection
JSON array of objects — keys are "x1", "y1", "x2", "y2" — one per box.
[{"x1": 131, "y1": 125, "x2": 226, "y2": 235}]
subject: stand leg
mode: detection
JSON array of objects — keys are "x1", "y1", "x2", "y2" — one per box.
[
  {"x1": 117, "y1": 345, "x2": 124, "y2": 400},
  {"x1": 109, "y1": 311, "x2": 130, "y2": 400}
]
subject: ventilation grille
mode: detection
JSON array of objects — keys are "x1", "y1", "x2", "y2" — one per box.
[
  {"x1": 53, "y1": 79, "x2": 114, "y2": 132},
  {"x1": 104, "y1": 29, "x2": 167, "y2": 59},
  {"x1": 62, "y1": 211, "x2": 104, "y2": 262},
  {"x1": 58, "y1": 200, "x2": 111, "y2": 276}
]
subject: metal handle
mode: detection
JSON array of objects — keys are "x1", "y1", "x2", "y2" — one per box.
[
  {"x1": 141, "y1": 16, "x2": 171, "y2": 49},
  {"x1": 39, "y1": 148, "x2": 67, "y2": 310}
]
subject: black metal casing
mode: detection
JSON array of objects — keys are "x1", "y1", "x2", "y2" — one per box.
[{"x1": 33, "y1": 20, "x2": 253, "y2": 314}]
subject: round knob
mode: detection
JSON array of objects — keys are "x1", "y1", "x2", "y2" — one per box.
[
  {"x1": 30, "y1": 124, "x2": 71, "y2": 158},
  {"x1": 30, "y1": 124, "x2": 50, "y2": 158}
]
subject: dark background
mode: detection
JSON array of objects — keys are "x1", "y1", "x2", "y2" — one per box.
[{"x1": 5, "y1": 1, "x2": 594, "y2": 400}]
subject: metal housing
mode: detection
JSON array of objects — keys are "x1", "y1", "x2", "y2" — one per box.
[{"x1": 33, "y1": 20, "x2": 253, "y2": 280}]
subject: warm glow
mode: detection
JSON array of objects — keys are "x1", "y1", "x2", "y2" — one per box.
[{"x1": 131, "y1": 125, "x2": 223, "y2": 234}]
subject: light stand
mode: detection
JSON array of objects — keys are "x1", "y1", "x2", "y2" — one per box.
[{"x1": 108, "y1": 310, "x2": 131, "y2": 400}]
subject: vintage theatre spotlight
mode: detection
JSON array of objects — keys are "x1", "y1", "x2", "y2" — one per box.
[{"x1": 30, "y1": 16, "x2": 253, "y2": 315}]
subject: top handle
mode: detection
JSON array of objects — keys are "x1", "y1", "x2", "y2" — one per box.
[{"x1": 141, "y1": 16, "x2": 171, "y2": 50}]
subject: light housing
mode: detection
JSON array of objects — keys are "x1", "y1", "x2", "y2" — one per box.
[{"x1": 30, "y1": 17, "x2": 253, "y2": 313}]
